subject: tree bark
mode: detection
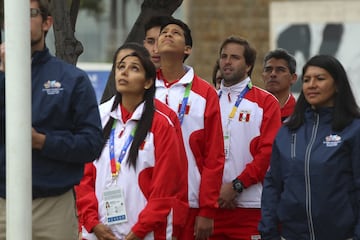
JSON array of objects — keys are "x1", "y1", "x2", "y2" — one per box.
[
  {"x1": 50, "y1": 0, "x2": 83, "y2": 65},
  {"x1": 125, "y1": 0, "x2": 183, "y2": 43}
]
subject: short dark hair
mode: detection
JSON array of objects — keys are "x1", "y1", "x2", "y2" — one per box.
[
  {"x1": 263, "y1": 48, "x2": 297, "y2": 74},
  {"x1": 286, "y1": 54, "x2": 360, "y2": 131},
  {"x1": 219, "y1": 36, "x2": 257, "y2": 77},
  {"x1": 144, "y1": 16, "x2": 173, "y2": 34},
  {"x1": 160, "y1": 17, "x2": 192, "y2": 61},
  {"x1": 160, "y1": 17, "x2": 192, "y2": 47}
]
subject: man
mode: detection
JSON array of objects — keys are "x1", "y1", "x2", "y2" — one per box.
[
  {"x1": 143, "y1": 18, "x2": 191, "y2": 238},
  {"x1": 100, "y1": 15, "x2": 172, "y2": 103},
  {"x1": 156, "y1": 17, "x2": 225, "y2": 240},
  {"x1": 210, "y1": 36, "x2": 281, "y2": 239},
  {"x1": 143, "y1": 16, "x2": 172, "y2": 69},
  {"x1": 0, "y1": 1, "x2": 103, "y2": 239},
  {"x1": 262, "y1": 48, "x2": 297, "y2": 122}
]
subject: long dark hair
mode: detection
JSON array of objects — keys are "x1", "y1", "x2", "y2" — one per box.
[
  {"x1": 102, "y1": 48, "x2": 156, "y2": 169},
  {"x1": 286, "y1": 55, "x2": 360, "y2": 131},
  {"x1": 100, "y1": 42, "x2": 150, "y2": 103}
]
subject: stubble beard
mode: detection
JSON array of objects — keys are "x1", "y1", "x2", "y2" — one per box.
[{"x1": 223, "y1": 72, "x2": 246, "y2": 87}]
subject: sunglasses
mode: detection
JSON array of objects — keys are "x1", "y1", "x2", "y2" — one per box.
[{"x1": 30, "y1": 8, "x2": 42, "y2": 18}]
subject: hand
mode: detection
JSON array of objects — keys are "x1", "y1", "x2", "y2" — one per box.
[
  {"x1": 32, "y1": 128, "x2": 46, "y2": 150},
  {"x1": 218, "y1": 182, "x2": 237, "y2": 209},
  {"x1": 92, "y1": 223, "x2": 117, "y2": 240},
  {"x1": 125, "y1": 231, "x2": 141, "y2": 240},
  {"x1": 0, "y1": 43, "x2": 4, "y2": 72},
  {"x1": 194, "y1": 216, "x2": 213, "y2": 240}
]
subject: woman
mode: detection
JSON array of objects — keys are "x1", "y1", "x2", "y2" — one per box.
[
  {"x1": 76, "y1": 45, "x2": 188, "y2": 240},
  {"x1": 211, "y1": 59, "x2": 222, "y2": 90},
  {"x1": 259, "y1": 55, "x2": 360, "y2": 240}
]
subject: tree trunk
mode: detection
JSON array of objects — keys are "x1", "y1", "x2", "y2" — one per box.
[
  {"x1": 125, "y1": 0, "x2": 183, "y2": 43},
  {"x1": 50, "y1": 0, "x2": 83, "y2": 65}
]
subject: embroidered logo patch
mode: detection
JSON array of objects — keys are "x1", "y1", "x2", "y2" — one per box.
[
  {"x1": 42, "y1": 80, "x2": 63, "y2": 95},
  {"x1": 323, "y1": 134, "x2": 341, "y2": 147},
  {"x1": 238, "y1": 111, "x2": 251, "y2": 122}
]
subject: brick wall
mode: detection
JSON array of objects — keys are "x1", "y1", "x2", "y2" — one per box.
[{"x1": 185, "y1": 0, "x2": 284, "y2": 88}]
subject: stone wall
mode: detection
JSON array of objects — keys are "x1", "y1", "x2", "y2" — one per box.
[{"x1": 185, "y1": 0, "x2": 280, "y2": 88}]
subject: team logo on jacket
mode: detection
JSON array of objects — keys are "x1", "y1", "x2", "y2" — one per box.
[
  {"x1": 323, "y1": 134, "x2": 341, "y2": 147},
  {"x1": 42, "y1": 80, "x2": 63, "y2": 95},
  {"x1": 177, "y1": 102, "x2": 190, "y2": 114},
  {"x1": 238, "y1": 110, "x2": 251, "y2": 122}
]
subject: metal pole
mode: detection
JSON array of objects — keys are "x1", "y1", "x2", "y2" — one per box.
[{"x1": 5, "y1": 0, "x2": 32, "y2": 239}]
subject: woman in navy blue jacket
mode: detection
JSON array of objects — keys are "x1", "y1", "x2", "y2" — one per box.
[{"x1": 259, "y1": 55, "x2": 360, "y2": 240}]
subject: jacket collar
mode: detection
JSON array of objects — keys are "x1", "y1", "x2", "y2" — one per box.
[
  {"x1": 155, "y1": 65, "x2": 194, "y2": 87},
  {"x1": 219, "y1": 77, "x2": 251, "y2": 95},
  {"x1": 32, "y1": 47, "x2": 51, "y2": 65}
]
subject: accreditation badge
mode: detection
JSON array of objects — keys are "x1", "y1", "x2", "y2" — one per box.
[
  {"x1": 224, "y1": 128, "x2": 230, "y2": 160},
  {"x1": 103, "y1": 187, "x2": 128, "y2": 225}
]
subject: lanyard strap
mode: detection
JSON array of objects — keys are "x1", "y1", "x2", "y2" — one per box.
[
  {"x1": 178, "y1": 82, "x2": 192, "y2": 125},
  {"x1": 109, "y1": 120, "x2": 137, "y2": 176},
  {"x1": 219, "y1": 82, "x2": 252, "y2": 120}
]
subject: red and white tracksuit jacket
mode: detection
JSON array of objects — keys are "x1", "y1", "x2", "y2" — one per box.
[
  {"x1": 219, "y1": 78, "x2": 281, "y2": 208},
  {"x1": 76, "y1": 97, "x2": 188, "y2": 240},
  {"x1": 155, "y1": 65, "x2": 225, "y2": 219},
  {"x1": 281, "y1": 94, "x2": 296, "y2": 122}
]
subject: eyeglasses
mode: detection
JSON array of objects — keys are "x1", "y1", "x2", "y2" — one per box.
[{"x1": 30, "y1": 8, "x2": 41, "y2": 18}]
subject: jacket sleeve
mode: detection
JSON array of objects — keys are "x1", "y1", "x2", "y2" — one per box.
[
  {"x1": 198, "y1": 87, "x2": 225, "y2": 218},
  {"x1": 75, "y1": 162, "x2": 100, "y2": 233},
  {"x1": 352, "y1": 127, "x2": 360, "y2": 239},
  {"x1": 40, "y1": 73, "x2": 104, "y2": 164},
  {"x1": 238, "y1": 94, "x2": 281, "y2": 187},
  {"x1": 132, "y1": 120, "x2": 189, "y2": 238},
  {"x1": 0, "y1": 72, "x2": 5, "y2": 146},
  {"x1": 258, "y1": 140, "x2": 282, "y2": 240}
]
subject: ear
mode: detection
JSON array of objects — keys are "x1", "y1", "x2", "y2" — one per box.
[
  {"x1": 144, "y1": 78, "x2": 154, "y2": 90},
  {"x1": 290, "y1": 73, "x2": 298, "y2": 85},
  {"x1": 42, "y1": 16, "x2": 53, "y2": 32},
  {"x1": 184, "y1": 46, "x2": 192, "y2": 56}
]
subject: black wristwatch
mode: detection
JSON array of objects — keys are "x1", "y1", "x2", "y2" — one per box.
[{"x1": 232, "y1": 178, "x2": 244, "y2": 193}]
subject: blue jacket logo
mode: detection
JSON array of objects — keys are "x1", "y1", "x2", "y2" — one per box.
[
  {"x1": 43, "y1": 80, "x2": 63, "y2": 95},
  {"x1": 323, "y1": 134, "x2": 341, "y2": 147}
]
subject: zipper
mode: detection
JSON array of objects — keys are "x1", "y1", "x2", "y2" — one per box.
[
  {"x1": 291, "y1": 133, "x2": 296, "y2": 160},
  {"x1": 304, "y1": 112, "x2": 319, "y2": 240}
]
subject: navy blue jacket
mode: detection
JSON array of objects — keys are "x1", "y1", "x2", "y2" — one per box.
[
  {"x1": 0, "y1": 48, "x2": 103, "y2": 198},
  {"x1": 259, "y1": 107, "x2": 360, "y2": 240}
]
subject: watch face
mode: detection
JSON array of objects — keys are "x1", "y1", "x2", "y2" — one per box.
[{"x1": 233, "y1": 180, "x2": 243, "y2": 193}]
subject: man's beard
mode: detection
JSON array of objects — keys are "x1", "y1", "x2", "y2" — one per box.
[{"x1": 223, "y1": 72, "x2": 246, "y2": 86}]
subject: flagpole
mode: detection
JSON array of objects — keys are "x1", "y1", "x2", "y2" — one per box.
[{"x1": 5, "y1": 0, "x2": 32, "y2": 239}]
